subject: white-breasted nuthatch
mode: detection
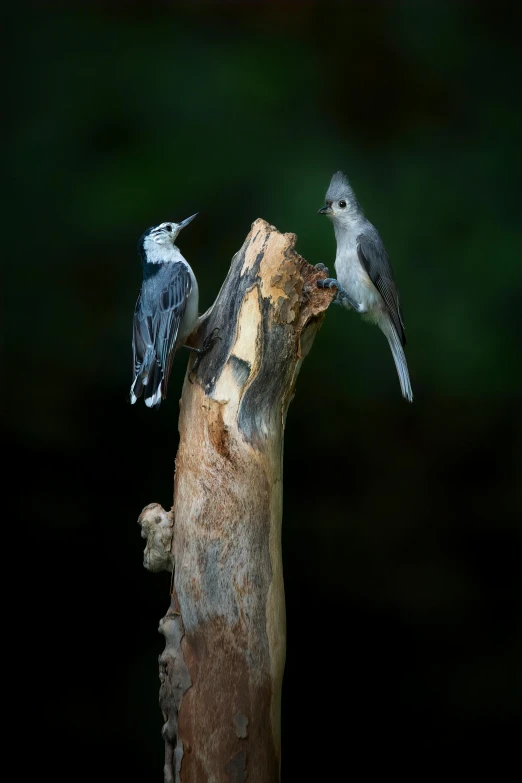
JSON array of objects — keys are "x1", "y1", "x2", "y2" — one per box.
[
  {"x1": 317, "y1": 171, "x2": 413, "y2": 402},
  {"x1": 130, "y1": 214, "x2": 207, "y2": 409}
]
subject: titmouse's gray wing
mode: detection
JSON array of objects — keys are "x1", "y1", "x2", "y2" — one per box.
[{"x1": 356, "y1": 228, "x2": 406, "y2": 346}]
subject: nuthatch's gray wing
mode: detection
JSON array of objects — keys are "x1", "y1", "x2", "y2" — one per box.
[
  {"x1": 132, "y1": 289, "x2": 149, "y2": 386},
  {"x1": 131, "y1": 263, "x2": 192, "y2": 408},
  {"x1": 356, "y1": 228, "x2": 406, "y2": 346}
]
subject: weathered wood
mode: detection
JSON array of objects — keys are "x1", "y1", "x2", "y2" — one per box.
[{"x1": 139, "y1": 218, "x2": 334, "y2": 782}]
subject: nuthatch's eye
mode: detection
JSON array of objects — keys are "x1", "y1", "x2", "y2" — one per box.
[
  {"x1": 339, "y1": 200, "x2": 346, "y2": 209},
  {"x1": 165, "y1": 225, "x2": 172, "y2": 232}
]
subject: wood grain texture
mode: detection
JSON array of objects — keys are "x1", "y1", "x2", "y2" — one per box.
[{"x1": 154, "y1": 219, "x2": 334, "y2": 782}]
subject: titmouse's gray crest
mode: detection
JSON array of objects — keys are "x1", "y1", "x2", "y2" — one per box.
[{"x1": 325, "y1": 171, "x2": 359, "y2": 208}]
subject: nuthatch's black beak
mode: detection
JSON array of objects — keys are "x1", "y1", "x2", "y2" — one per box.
[
  {"x1": 178, "y1": 213, "x2": 198, "y2": 229},
  {"x1": 318, "y1": 205, "x2": 332, "y2": 215}
]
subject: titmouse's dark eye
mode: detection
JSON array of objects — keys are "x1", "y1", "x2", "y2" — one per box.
[
  {"x1": 339, "y1": 200, "x2": 346, "y2": 208},
  {"x1": 165, "y1": 225, "x2": 172, "y2": 232}
]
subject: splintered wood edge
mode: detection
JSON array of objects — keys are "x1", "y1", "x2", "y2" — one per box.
[{"x1": 188, "y1": 218, "x2": 334, "y2": 346}]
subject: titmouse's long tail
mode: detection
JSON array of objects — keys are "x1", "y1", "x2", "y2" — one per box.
[{"x1": 382, "y1": 320, "x2": 413, "y2": 402}]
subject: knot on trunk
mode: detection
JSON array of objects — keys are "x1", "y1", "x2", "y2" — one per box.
[{"x1": 138, "y1": 503, "x2": 174, "y2": 573}]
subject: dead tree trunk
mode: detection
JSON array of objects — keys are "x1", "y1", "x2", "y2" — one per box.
[{"x1": 138, "y1": 219, "x2": 334, "y2": 782}]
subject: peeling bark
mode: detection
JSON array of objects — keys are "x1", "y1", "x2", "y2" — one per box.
[{"x1": 140, "y1": 219, "x2": 334, "y2": 782}]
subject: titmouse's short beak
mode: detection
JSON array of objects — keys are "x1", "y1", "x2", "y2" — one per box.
[
  {"x1": 178, "y1": 213, "x2": 198, "y2": 229},
  {"x1": 318, "y1": 205, "x2": 331, "y2": 215}
]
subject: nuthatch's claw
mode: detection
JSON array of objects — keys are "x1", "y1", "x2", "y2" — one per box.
[
  {"x1": 205, "y1": 327, "x2": 221, "y2": 346},
  {"x1": 188, "y1": 328, "x2": 221, "y2": 383}
]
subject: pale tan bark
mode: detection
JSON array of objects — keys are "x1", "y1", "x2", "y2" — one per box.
[{"x1": 139, "y1": 219, "x2": 334, "y2": 782}]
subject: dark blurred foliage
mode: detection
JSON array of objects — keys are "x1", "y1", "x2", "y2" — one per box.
[{"x1": 6, "y1": 1, "x2": 520, "y2": 780}]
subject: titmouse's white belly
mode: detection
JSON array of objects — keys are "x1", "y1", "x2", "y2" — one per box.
[{"x1": 335, "y1": 248, "x2": 382, "y2": 314}]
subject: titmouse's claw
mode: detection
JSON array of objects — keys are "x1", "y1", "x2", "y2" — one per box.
[
  {"x1": 317, "y1": 277, "x2": 339, "y2": 290},
  {"x1": 315, "y1": 263, "x2": 329, "y2": 274}
]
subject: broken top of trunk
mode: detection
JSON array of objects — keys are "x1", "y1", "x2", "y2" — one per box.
[
  {"x1": 191, "y1": 218, "x2": 334, "y2": 437},
  {"x1": 140, "y1": 218, "x2": 334, "y2": 782}
]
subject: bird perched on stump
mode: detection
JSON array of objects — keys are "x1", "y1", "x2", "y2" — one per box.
[
  {"x1": 130, "y1": 214, "x2": 214, "y2": 409},
  {"x1": 317, "y1": 171, "x2": 413, "y2": 402}
]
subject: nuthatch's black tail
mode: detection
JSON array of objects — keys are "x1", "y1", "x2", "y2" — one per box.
[{"x1": 130, "y1": 347, "x2": 164, "y2": 409}]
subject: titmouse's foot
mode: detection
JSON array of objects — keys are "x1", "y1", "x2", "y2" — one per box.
[
  {"x1": 317, "y1": 277, "x2": 339, "y2": 290},
  {"x1": 317, "y1": 278, "x2": 359, "y2": 310},
  {"x1": 336, "y1": 290, "x2": 360, "y2": 310},
  {"x1": 315, "y1": 263, "x2": 329, "y2": 274},
  {"x1": 188, "y1": 328, "x2": 221, "y2": 382}
]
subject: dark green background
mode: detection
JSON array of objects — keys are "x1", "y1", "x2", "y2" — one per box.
[{"x1": 8, "y1": 1, "x2": 519, "y2": 780}]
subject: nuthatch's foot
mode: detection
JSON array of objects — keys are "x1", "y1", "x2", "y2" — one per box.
[
  {"x1": 315, "y1": 263, "x2": 329, "y2": 274},
  {"x1": 187, "y1": 328, "x2": 221, "y2": 382},
  {"x1": 203, "y1": 327, "x2": 221, "y2": 348}
]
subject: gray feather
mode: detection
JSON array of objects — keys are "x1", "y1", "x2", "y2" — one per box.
[
  {"x1": 132, "y1": 262, "x2": 192, "y2": 399},
  {"x1": 382, "y1": 319, "x2": 413, "y2": 402},
  {"x1": 325, "y1": 170, "x2": 360, "y2": 208},
  {"x1": 356, "y1": 226, "x2": 406, "y2": 346}
]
